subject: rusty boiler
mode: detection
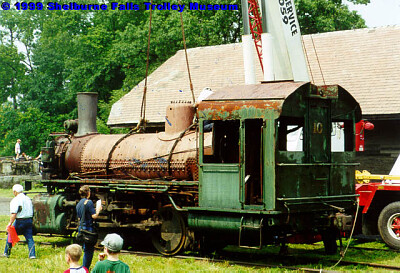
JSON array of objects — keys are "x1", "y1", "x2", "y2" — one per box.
[{"x1": 59, "y1": 93, "x2": 208, "y2": 180}]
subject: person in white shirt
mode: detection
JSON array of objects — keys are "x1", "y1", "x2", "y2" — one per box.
[
  {"x1": 15, "y1": 139, "x2": 21, "y2": 159},
  {"x1": 14, "y1": 139, "x2": 29, "y2": 161},
  {"x1": 3, "y1": 184, "x2": 36, "y2": 259}
]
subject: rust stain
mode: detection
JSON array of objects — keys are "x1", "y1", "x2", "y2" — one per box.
[
  {"x1": 198, "y1": 100, "x2": 282, "y2": 120},
  {"x1": 32, "y1": 198, "x2": 49, "y2": 227}
]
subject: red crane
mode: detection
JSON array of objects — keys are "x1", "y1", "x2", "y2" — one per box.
[{"x1": 246, "y1": 0, "x2": 264, "y2": 72}]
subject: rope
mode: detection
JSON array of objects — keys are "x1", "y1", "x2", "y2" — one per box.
[
  {"x1": 105, "y1": 130, "x2": 139, "y2": 175},
  {"x1": 140, "y1": 0, "x2": 153, "y2": 129},
  {"x1": 301, "y1": 36, "x2": 315, "y2": 84},
  {"x1": 310, "y1": 35, "x2": 326, "y2": 86},
  {"x1": 331, "y1": 198, "x2": 360, "y2": 269},
  {"x1": 167, "y1": 122, "x2": 197, "y2": 175},
  {"x1": 178, "y1": 0, "x2": 195, "y2": 104}
]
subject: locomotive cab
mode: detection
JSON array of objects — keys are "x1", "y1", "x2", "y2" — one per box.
[{"x1": 191, "y1": 81, "x2": 361, "y2": 251}]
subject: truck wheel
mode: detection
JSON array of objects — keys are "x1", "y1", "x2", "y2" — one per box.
[{"x1": 378, "y1": 201, "x2": 400, "y2": 249}]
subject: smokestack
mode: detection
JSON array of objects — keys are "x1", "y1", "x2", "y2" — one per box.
[{"x1": 76, "y1": 92, "x2": 98, "y2": 137}]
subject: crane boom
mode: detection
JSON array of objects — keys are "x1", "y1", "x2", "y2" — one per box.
[
  {"x1": 241, "y1": 0, "x2": 309, "y2": 82},
  {"x1": 247, "y1": 0, "x2": 264, "y2": 72}
]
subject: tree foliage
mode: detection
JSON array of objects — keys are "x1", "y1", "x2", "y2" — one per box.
[
  {"x1": 295, "y1": 0, "x2": 367, "y2": 34},
  {"x1": 0, "y1": 0, "x2": 368, "y2": 156}
]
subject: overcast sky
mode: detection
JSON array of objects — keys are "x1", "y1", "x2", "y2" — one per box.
[{"x1": 345, "y1": 0, "x2": 400, "y2": 28}]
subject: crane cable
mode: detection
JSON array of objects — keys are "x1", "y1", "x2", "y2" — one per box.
[
  {"x1": 310, "y1": 34, "x2": 326, "y2": 86},
  {"x1": 301, "y1": 36, "x2": 315, "y2": 84},
  {"x1": 139, "y1": 0, "x2": 194, "y2": 132},
  {"x1": 179, "y1": 0, "x2": 195, "y2": 104},
  {"x1": 139, "y1": 0, "x2": 153, "y2": 131},
  {"x1": 107, "y1": 4, "x2": 153, "y2": 174},
  {"x1": 331, "y1": 197, "x2": 360, "y2": 269}
]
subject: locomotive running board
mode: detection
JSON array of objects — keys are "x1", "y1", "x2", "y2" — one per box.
[
  {"x1": 277, "y1": 194, "x2": 358, "y2": 201},
  {"x1": 277, "y1": 194, "x2": 358, "y2": 206}
]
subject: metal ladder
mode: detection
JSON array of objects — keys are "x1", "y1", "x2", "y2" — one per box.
[{"x1": 238, "y1": 217, "x2": 263, "y2": 249}]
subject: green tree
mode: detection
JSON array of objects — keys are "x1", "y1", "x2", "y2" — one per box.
[
  {"x1": 0, "y1": 0, "x2": 370, "y2": 155},
  {"x1": 0, "y1": 44, "x2": 25, "y2": 107},
  {"x1": 0, "y1": 10, "x2": 27, "y2": 109},
  {"x1": 295, "y1": 0, "x2": 368, "y2": 34},
  {"x1": 0, "y1": 104, "x2": 64, "y2": 156}
]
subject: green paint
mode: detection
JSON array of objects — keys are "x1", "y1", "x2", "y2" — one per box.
[
  {"x1": 33, "y1": 194, "x2": 68, "y2": 234},
  {"x1": 196, "y1": 82, "x2": 359, "y2": 220}
]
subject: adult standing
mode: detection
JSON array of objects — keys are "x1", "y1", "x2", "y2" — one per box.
[
  {"x1": 3, "y1": 184, "x2": 36, "y2": 258},
  {"x1": 15, "y1": 139, "x2": 21, "y2": 159},
  {"x1": 76, "y1": 185, "x2": 101, "y2": 269}
]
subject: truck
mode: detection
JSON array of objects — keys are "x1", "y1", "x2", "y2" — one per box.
[{"x1": 356, "y1": 169, "x2": 400, "y2": 249}]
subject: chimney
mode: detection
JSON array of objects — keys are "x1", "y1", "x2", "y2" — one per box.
[{"x1": 76, "y1": 92, "x2": 98, "y2": 137}]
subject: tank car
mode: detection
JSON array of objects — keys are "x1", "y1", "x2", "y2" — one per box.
[{"x1": 31, "y1": 81, "x2": 361, "y2": 255}]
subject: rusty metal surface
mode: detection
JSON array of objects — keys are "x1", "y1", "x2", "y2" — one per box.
[
  {"x1": 165, "y1": 102, "x2": 195, "y2": 135},
  {"x1": 198, "y1": 100, "x2": 283, "y2": 120},
  {"x1": 36, "y1": 178, "x2": 199, "y2": 186},
  {"x1": 311, "y1": 85, "x2": 339, "y2": 98},
  {"x1": 204, "y1": 81, "x2": 308, "y2": 101},
  {"x1": 65, "y1": 131, "x2": 212, "y2": 180},
  {"x1": 32, "y1": 194, "x2": 67, "y2": 234},
  {"x1": 65, "y1": 134, "x2": 97, "y2": 172}
]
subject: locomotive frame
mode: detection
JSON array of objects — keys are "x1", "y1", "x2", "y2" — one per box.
[{"x1": 29, "y1": 81, "x2": 361, "y2": 255}]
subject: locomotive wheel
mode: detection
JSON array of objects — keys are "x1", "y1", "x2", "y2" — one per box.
[
  {"x1": 378, "y1": 202, "x2": 400, "y2": 249},
  {"x1": 151, "y1": 207, "x2": 186, "y2": 256}
]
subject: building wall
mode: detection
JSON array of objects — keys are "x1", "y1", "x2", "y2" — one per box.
[{"x1": 356, "y1": 120, "x2": 400, "y2": 174}]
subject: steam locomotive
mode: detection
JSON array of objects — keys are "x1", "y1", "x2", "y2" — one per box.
[{"x1": 31, "y1": 81, "x2": 361, "y2": 255}]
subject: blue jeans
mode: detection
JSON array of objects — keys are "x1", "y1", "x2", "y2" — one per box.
[
  {"x1": 83, "y1": 242, "x2": 95, "y2": 269},
  {"x1": 4, "y1": 218, "x2": 36, "y2": 258}
]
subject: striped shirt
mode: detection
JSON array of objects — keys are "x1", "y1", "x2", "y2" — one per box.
[{"x1": 63, "y1": 266, "x2": 89, "y2": 273}]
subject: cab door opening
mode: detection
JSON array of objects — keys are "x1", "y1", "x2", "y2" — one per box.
[{"x1": 244, "y1": 119, "x2": 263, "y2": 205}]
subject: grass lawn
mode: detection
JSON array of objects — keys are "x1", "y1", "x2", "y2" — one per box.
[
  {"x1": 0, "y1": 189, "x2": 15, "y2": 198},
  {"x1": 1, "y1": 213, "x2": 399, "y2": 273},
  {"x1": 0, "y1": 202, "x2": 399, "y2": 272},
  {"x1": 0, "y1": 186, "x2": 46, "y2": 198},
  {"x1": 0, "y1": 215, "x2": 285, "y2": 273}
]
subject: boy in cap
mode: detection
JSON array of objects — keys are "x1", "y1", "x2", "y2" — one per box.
[
  {"x1": 3, "y1": 184, "x2": 36, "y2": 259},
  {"x1": 64, "y1": 244, "x2": 88, "y2": 273},
  {"x1": 91, "y1": 233, "x2": 130, "y2": 273}
]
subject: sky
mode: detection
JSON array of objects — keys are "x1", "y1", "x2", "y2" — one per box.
[{"x1": 345, "y1": 0, "x2": 400, "y2": 27}]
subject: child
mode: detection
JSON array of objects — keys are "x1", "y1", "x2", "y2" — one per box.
[
  {"x1": 64, "y1": 244, "x2": 89, "y2": 273},
  {"x1": 91, "y1": 234, "x2": 130, "y2": 273}
]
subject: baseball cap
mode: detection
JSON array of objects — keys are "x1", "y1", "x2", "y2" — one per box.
[
  {"x1": 12, "y1": 184, "x2": 24, "y2": 193},
  {"x1": 101, "y1": 233, "x2": 124, "y2": 252}
]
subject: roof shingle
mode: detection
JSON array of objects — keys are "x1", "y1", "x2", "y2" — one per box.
[{"x1": 108, "y1": 25, "x2": 400, "y2": 126}]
